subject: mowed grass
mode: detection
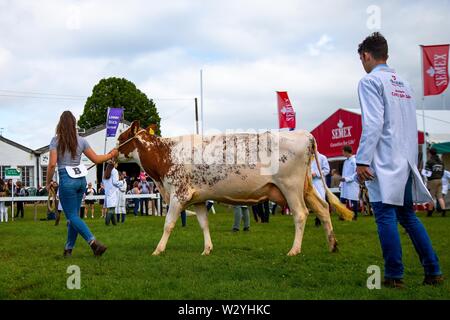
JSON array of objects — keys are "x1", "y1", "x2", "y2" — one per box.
[{"x1": 0, "y1": 203, "x2": 449, "y2": 300}]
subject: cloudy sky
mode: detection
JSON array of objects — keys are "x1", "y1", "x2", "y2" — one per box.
[{"x1": 0, "y1": 0, "x2": 449, "y2": 149}]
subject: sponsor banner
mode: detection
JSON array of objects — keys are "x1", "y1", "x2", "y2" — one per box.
[
  {"x1": 276, "y1": 91, "x2": 296, "y2": 130},
  {"x1": 421, "y1": 44, "x2": 449, "y2": 96},
  {"x1": 106, "y1": 107, "x2": 124, "y2": 137}
]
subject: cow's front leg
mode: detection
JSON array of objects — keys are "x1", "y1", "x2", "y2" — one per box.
[
  {"x1": 194, "y1": 203, "x2": 213, "y2": 255},
  {"x1": 152, "y1": 197, "x2": 183, "y2": 256}
]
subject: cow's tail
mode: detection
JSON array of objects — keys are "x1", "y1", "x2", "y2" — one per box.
[{"x1": 310, "y1": 137, "x2": 354, "y2": 221}]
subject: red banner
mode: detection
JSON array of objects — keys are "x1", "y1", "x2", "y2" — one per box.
[
  {"x1": 277, "y1": 91, "x2": 296, "y2": 129},
  {"x1": 422, "y1": 44, "x2": 450, "y2": 96}
]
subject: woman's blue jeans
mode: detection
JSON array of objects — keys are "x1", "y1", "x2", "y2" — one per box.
[
  {"x1": 58, "y1": 169, "x2": 95, "y2": 250},
  {"x1": 371, "y1": 175, "x2": 442, "y2": 279}
]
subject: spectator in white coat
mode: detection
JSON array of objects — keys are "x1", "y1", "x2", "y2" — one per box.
[
  {"x1": 311, "y1": 152, "x2": 330, "y2": 227},
  {"x1": 103, "y1": 161, "x2": 124, "y2": 226},
  {"x1": 0, "y1": 178, "x2": 8, "y2": 223},
  {"x1": 115, "y1": 172, "x2": 127, "y2": 223},
  {"x1": 340, "y1": 145, "x2": 359, "y2": 220},
  {"x1": 439, "y1": 170, "x2": 450, "y2": 216}
]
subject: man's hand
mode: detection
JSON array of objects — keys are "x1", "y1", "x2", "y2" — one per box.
[
  {"x1": 312, "y1": 172, "x2": 317, "y2": 178},
  {"x1": 340, "y1": 177, "x2": 346, "y2": 182},
  {"x1": 357, "y1": 166, "x2": 375, "y2": 182}
]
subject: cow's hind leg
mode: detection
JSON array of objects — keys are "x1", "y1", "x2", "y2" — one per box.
[
  {"x1": 304, "y1": 186, "x2": 338, "y2": 253},
  {"x1": 152, "y1": 198, "x2": 183, "y2": 256},
  {"x1": 194, "y1": 204, "x2": 213, "y2": 256},
  {"x1": 279, "y1": 185, "x2": 309, "y2": 256}
]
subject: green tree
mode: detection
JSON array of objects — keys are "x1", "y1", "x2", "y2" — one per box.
[{"x1": 78, "y1": 77, "x2": 161, "y2": 135}]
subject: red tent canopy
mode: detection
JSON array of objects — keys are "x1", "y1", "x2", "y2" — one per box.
[{"x1": 310, "y1": 109, "x2": 425, "y2": 158}]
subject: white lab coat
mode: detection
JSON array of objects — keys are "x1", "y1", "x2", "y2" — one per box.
[
  {"x1": 356, "y1": 64, "x2": 432, "y2": 205},
  {"x1": 311, "y1": 153, "x2": 330, "y2": 200},
  {"x1": 115, "y1": 180, "x2": 127, "y2": 214},
  {"x1": 442, "y1": 170, "x2": 450, "y2": 195},
  {"x1": 103, "y1": 168, "x2": 124, "y2": 208},
  {"x1": 341, "y1": 155, "x2": 360, "y2": 201}
]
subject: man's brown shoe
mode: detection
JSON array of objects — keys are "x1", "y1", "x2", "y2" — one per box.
[
  {"x1": 63, "y1": 249, "x2": 72, "y2": 257},
  {"x1": 423, "y1": 275, "x2": 444, "y2": 286},
  {"x1": 90, "y1": 240, "x2": 107, "y2": 257},
  {"x1": 383, "y1": 278, "x2": 405, "y2": 289}
]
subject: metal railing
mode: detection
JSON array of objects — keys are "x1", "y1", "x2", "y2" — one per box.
[{"x1": 0, "y1": 193, "x2": 162, "y2": 221}]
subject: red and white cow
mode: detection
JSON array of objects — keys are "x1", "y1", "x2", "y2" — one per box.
[{"x1": 117, "y1": 121, "x2": 353, "y2": 256}]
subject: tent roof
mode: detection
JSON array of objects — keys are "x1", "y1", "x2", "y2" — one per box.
[{"x1": 432, "y1": 142, "x2": 450, "y2": 154}]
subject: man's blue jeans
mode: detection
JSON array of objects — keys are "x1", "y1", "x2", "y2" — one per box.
[
  {"x1": 371, "y1": 175, "x2": 442, "y2": 279},
  {"x1": 58, "y1": 169, "x2": 95, "y2": 250}
]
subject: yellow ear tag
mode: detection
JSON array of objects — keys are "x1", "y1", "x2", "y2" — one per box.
[{"x1": 149, "y1": 128, "x2": 155, "y2": 135}]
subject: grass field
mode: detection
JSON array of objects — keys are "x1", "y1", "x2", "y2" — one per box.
[{"x1": 0, "y1": 203, "x2": 449, "y2": 300}]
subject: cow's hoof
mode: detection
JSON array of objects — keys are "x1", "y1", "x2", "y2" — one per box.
[
  {"x1": 330, "y1": 243, "x2": 339, "y2": 253},
  {"x1": 201, "y1": 246, "x2": 213, "y2": 256},
  {"x1": 287, "y1": 249, "x2": 301, "y2": 256}
]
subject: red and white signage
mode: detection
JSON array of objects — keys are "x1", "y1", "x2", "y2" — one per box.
[
  {"x1": 276, "y1": 91, "x2": 296, "y2": 130},
  {"x1": 421, "y1": 44, "x2": 449, "y2": 96}
]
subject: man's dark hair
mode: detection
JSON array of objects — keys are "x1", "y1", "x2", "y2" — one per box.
[
  {"x1": 343, "y1": 145, "x2": 353, "y2": 154},
  {"x1": 428, "y1": 148, "x2": 437, "y2": 156},
  {"x1": 358, "y1": 32, "x2": 388, "y2": 60}
]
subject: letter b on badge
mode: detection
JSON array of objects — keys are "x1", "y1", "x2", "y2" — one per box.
[
  {"x1": 367, "y1": 265, "x2": 381, "y2": 290},
  {"x1": 67, "y1": 265, "x2": 81, "y2": 290},
  {"x1": 73, "y1": 167, "x2": 82, "y2": 175}
]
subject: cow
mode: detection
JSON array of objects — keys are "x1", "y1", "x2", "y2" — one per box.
[{"x1": 117, "y1": 121, "x2": 353, "y2": 256}]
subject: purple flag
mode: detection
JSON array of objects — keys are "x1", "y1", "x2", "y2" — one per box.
[{"x1": 106, "y1": 107, "x2": 124, "y2": 137}]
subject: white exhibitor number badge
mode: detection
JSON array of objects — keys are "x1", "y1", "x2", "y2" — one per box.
[{"x1": 66, "y1": 164, "x2": 88, "y2": 178}]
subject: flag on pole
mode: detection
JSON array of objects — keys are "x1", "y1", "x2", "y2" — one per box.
[
  {"x1": 106, "y1": 107, "x2": 124, "y2": 137},
  {"x1": 276, "y1": 91, "x2": 296, "y2": 130},
  {"x1": 421, "y1": 44, "x2": 449, "y2": 96}
]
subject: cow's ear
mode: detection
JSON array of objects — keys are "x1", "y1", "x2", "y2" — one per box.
[
  {"x1": 130, "y1": 120, "x2": 140, "y2": 136},
  {"x1": 146, "y1": 124, "x2": 157, "y2": 136}
]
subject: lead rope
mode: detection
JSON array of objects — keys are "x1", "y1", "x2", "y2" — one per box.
[{"x1": 86, "y1": 129, "x2": 148, "y2": 171}]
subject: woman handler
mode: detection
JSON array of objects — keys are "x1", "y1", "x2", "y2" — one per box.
[{"x1": 46, "y1": 111, "x2": 119, "y2": 257}]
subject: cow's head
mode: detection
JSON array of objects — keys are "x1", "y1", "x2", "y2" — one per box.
[{"x1": 117, "y1": 120, "x2": 141, "y2": 162}]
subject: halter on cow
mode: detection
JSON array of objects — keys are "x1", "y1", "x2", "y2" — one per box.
[{"x1": 117, "y1": 121, "x2": 353, "y2": 256}]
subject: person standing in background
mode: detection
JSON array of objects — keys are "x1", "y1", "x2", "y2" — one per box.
[
  {"x1": 232, "y1": 205, "x2": 250, "y2": 232},
  {"x1": 139, "y1": 176, "x2": 150, "y2": 216},
  {"x1": 115, "y1": 172, "x2": 127, "y2": 223},
  {"x1": 0, "y1": 179, "x2": 8, "y2": 223},
  {"x1": 15, "y1": 181, "x2": 25, "y2": 219},
  {"x1": 85, "y1": 182, "x2": 96, "y2": 219},
  {"x1": 103, "y1": 161, "x2": 124, "y2": 226},
  {"x1": 441, "y1": 170, "x2": 450, "y2": 208},
  {"x1": 98, "y1": 182, "x2": 106, "y2": 218},
  {"x1": 424, "y1": 148, "x2": 446, "y2": 217},
  {"x1": 131, "y1": 181, "x2": 141, "y2": 217},
  {"x1": 340, "y1": 145, "x2": 359, "y2": 220},
  {"x1": 311, "y1": 151, "x2": 330, "y2": 227}
]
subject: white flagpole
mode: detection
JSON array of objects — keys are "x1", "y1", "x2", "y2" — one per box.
[
  {"x1": 420, "y1": 46, "x2": 428, "y2": 175},
  {"x1": 200, "y1": 69, "x2": 204, "y2": 136}
]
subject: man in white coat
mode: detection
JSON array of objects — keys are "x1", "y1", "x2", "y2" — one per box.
[
  {"x1": 340, "y1": 145, "x2": 360, "y2": 220},
  {"x1": 311, "y1": 151, "x2": 330, "y2": 226},
  {"x1": 355, "y1": 33, "x2": 443, "y2": 287}
]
